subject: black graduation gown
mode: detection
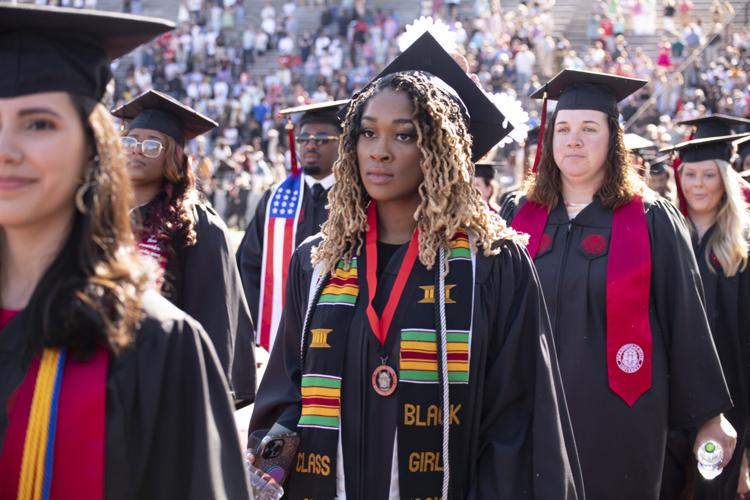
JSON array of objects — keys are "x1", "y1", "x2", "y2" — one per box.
[
  {"x1": 0, "y1": 291, "x2": 252, "y2": 500},
  {"x1": 250, "y1": 236, "x2": 583, "y2": 499},
  {"x1": 664, "y1": 226, "x2": 750, "y2": 500},
  {"x1": 236, "y1": 182, "x2": 331, "y2": 331},
  {"x1": 500, "y1": 195, "x2": 731, "y2": 500},
  {"x1": 153, "y1": 202, "x2": 256, "y2": 404}
]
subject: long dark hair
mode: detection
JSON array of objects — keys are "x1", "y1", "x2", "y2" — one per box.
[
  {"x1": 23, "y1": 95, "x2": 148, "y2": 356},
  {"x1": 132, "y1": 132, "x2": 198, "y2": 297},
  {"x1": 524, "y1": 110, "x2": 644, "y2": 209}
]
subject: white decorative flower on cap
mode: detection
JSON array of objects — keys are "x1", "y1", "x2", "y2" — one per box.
[
  {"x1": 398, "y1": 16, "x2": 457, "y2": 53},
  {"x1": 486, "y1": 91, "x2": 530, "y2": 147}
]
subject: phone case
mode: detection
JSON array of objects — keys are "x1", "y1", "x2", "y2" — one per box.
[{"x1": 253, "y1": 432, "x2": 301, "y2": 484}]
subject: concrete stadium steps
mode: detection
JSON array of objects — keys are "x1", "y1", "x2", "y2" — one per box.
[{"x1": 560, "y1": 0, "x2": 747, "y2": 61}]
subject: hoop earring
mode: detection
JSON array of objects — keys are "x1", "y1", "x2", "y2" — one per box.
[
  {"x1": 75, "y1": 182, "x2": 91, "y2": 214},
  {"x1": 76, "y1": 156, "x2": 98, "y2": 214}
]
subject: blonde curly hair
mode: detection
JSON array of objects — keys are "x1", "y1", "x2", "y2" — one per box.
[{"x1": 312, "y1": 71, "x2": 522, "y2": 274}]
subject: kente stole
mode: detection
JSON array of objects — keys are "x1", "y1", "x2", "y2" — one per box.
[{"x1": 290, "y1": 225, "x2": 476, "y2": 498}]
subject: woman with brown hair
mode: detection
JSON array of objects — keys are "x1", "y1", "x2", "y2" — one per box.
[
  {"x1": 112, "y1": 90, "x2": 255, "y2": 406},
  {"x1": 500, "y1": 68, "x2": 735, "y2": 499},
  {"x1": 0, "y1": 5, "x2": 250, "y2": 499},
  {"x1": 250, "y1": 33, "x2": 581, "y2": 499}
]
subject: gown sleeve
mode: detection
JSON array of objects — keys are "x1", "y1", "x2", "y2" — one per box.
[
  {"x1": 106, "y1": 293, "x2": 252, "y2": 500},
  {"x1": 236, "y1": 189, "x2": 272, "y2": 329},
  {"x1": 181, "y1": 204, "x2": 256, "y2": 404},
  {"x1": 648, "y1": 199, "x2": 731, "y2": 428},
  {"x1": 248, "y1": 243, "x2": 313, "y2": 436},
  {"x1": 469, "y1": 241, "x2": 582, "y2": 500}
]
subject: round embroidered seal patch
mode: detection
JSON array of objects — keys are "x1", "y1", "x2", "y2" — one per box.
[{"x1": 616, "y1": 343, "x2": 644, "y2": 373}]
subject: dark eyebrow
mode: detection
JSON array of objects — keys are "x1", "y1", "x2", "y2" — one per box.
[
  {"x1": 555, "y1": 120, "x2": 602, "y2": 126},
  {"x1": 18, "y1": 107, "x2": 62, "y2": 118},
  {"x1": 361, "y1": 116, "x2": 413, "y2": 125}
]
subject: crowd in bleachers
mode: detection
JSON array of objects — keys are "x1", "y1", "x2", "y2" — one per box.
[{"x1": 28, "y1": 0, "x2": 750, "y2": 228}]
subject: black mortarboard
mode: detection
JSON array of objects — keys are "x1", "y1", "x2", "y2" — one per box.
[
  {"x1": 355, "y1": 32, "x2": 513, "y2": 162},
  {"x1": 734, "y1": 135, "x2": 750, "y2": 160},
  {"x1": 648, "y1": 154, "x2": 671, "y2": 175},
  {"x1": 677, "y1": 114, "x2": 750, "y2": 140},
  {"x1": 0, "y1": 4, "x2": 174, "y2": 102},
  {"x1": 280, "y1": 100, "x2": 348, "y2": 130},
  {"x1": 111, "y1": 90, "x2": 217, "y2": 144},
  {"x1": 661, "y1": 134, "x2": 749, "y2": 163},
  {"x1": 475, "y1": 160, "x2": 504, "y2": 182},
  {"x1": 530, "y1": 69, "x2": 647, "y2": 118},
  {"x1": 526, "y1": 126, "x2": 541, "y2": 146},
  {"x1": 624, "y1": 133, "x2": 656, "y2": 151}
]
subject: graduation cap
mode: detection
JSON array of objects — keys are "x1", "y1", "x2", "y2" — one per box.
[
  {"x1": 527, "y1": 69, "x2": 647, "y2": 172},
  {"x1": 351, "y1": 32, "x2": 513, "y2": 162},
  {"x1": 0, "y1": 4, "x2": 174, "y2": 101},
  {"x1": 624, "y1": 133, "x2": 655, "y2": 152},
  {"x1": 474, "y1": 160, "x2": 504, "y2": 183},
  {"x1": 660, "y1": 133, "x2": 749, "y2": 163},
  {"x1": 530, "y1": 69, "x2": 647, "y2": 118},
  {"x1": 648, "y1": 154, "x2": 671, "y2": 176},
  {"x1": 279, "y1": 99, "x2": 349, "y2": 130},
  {"x1": 526, "y1": 126, "x2": 541, "y2": 146},
  {"x1": 111, "y1": 89, "x2": 217, "y2": 145},
  {"x1": 677, "y1": 114, "x2": 750, "y2": 140},
  {"x1": 735, "y1": 135, "x2": 750, "y2": 161},
  {"x1": 278, "y1": 100, "x2": 349, "y2": 175},
  {"x1": 662, "y1": 133, "x2": 750, "y2": 215}
]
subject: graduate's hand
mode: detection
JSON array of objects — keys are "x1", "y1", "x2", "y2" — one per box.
[
  {"x1": 694, "y1": 413, "x2": 737, "y2": 468},
  {"x1": 244, "y1": 452, "x2": 282, "y2": 488}
]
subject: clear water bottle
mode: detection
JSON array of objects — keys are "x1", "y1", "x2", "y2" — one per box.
[
  {"x1": 697, "y1": 440, "x2": 724, "y2": 480},
  {"x1": 245, "y1": 450, "x2": 285, "y2": 500}
]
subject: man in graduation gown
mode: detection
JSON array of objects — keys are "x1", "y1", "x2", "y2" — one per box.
[{"x1": 236, "y1": 100, "x2": 346, "y2": 353}]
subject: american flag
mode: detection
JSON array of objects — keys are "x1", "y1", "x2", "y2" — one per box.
[{"x1": 257, "y1": 173, "x2": 305, "y2": 351}]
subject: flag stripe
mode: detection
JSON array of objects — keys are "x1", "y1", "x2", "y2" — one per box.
[{"x1": 258, "y1": 215, "x2": 276, "y2": 349}]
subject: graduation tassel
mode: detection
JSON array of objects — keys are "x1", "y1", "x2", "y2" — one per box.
[
  {"x1": 286, "y1": 116, "x2": 300, "y2": 176},
  {"x1": 531, "y1": 89, "x2": 548, "y2": 174},
  {"x1": 435, "y1": 247, "x2": 451, "y2": 499},
  {"x1": 672, "y1": 153, "x2": 688, "y2": 216}
]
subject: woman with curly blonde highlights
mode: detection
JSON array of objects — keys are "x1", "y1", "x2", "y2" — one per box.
[
  {"x1": 251, "y1": 34, "x2": 580, "y2": 499},
  {"x1": 0, "y1": 5, "x2": 250, "y2": 498},
  {"x1": 112, "y1": 89, "x2": 255, "y2": 405},
  {"x1": 314, "y1": 71, "x2": 520, "y2": 274},
  {"x1": 501, "y1": 69, "x2": 734, "y2": 500}
]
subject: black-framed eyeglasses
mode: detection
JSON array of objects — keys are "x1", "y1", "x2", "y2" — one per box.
[
  {"x1": 295, "y1": 133, "x2": 340, "y2": 146},
  {"x1": 120, "y1": 136, "x2": 165, "y2": 159}
]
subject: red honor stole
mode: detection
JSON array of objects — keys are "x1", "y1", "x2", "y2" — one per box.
[
  {"x1": 364, "y1": 201, "x2": 420, "y2": 346},
  {"x1": 0, "y1": 347, "x2": 109, "y2": 499},
  {"x1": 512, "y1": 196, "x2": 652, "y2": 406}
]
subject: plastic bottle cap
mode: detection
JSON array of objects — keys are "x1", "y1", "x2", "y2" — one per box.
[{"x1": 705, "y1": 442, "x2": 716, "y2": 453}]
